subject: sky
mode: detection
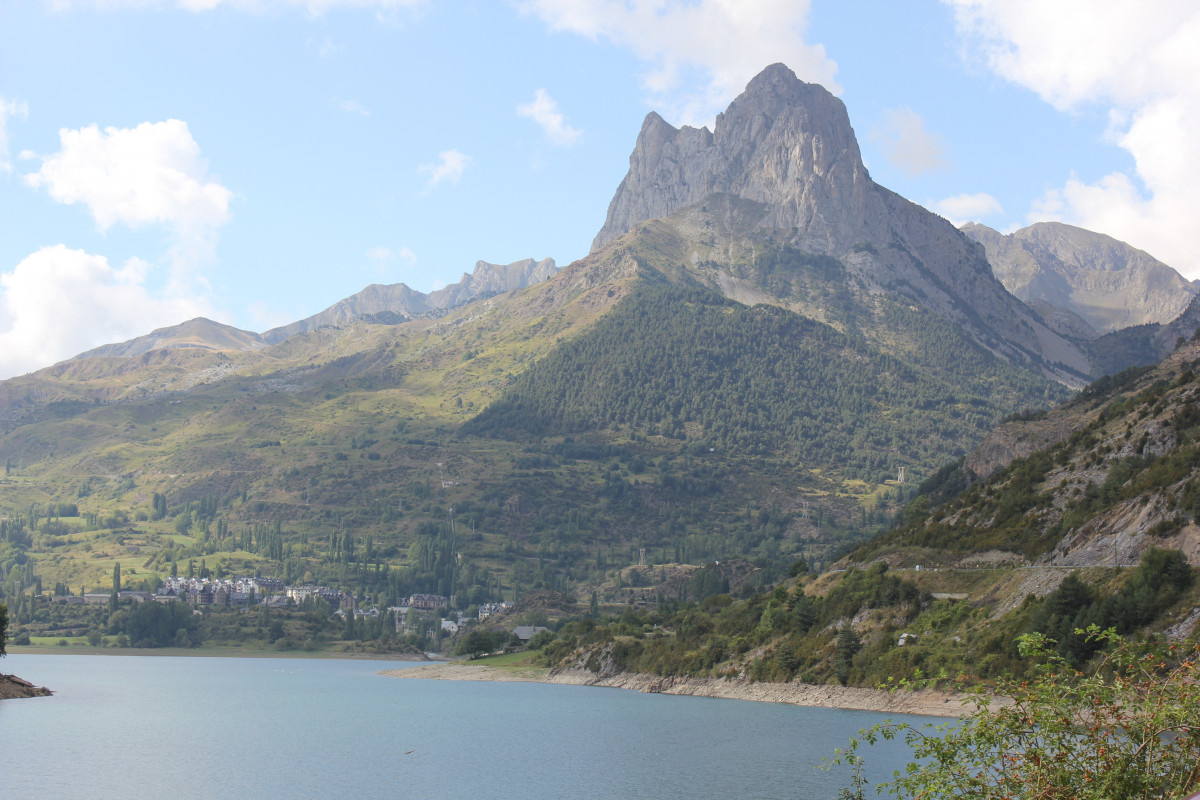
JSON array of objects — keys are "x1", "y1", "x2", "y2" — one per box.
[{"x1": 2, "y1": 0, "x2": 1198, "y2": 379}]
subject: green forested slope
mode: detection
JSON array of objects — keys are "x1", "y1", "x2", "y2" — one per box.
[{"x1": 466, "y1": 280, "x2": 1064, "y2": 483}]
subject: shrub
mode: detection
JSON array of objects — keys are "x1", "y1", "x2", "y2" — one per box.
[{"x1": 832, "y1": 628, "x2": 1200, "y2": 799}]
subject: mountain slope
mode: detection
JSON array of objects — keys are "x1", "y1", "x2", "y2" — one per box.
[
  {"x1": 76, "y1": 318, "x2": 268, "y2": 359},
  {"x1": 962, "y1": 221, "x2": 1196, "y2": 335},
  {"x1": 466, "y1": 249, "x2": 1064, "y2": 482},
  {"x1": 861, "y1": 335, "x2": 1200, "y2": 569}
]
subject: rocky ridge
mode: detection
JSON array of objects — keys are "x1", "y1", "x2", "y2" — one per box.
[
  {"x1": 962, "y1": 221, "x2": 1197, "y2": 335},
  {"x1": 261, "y1": 257, "x2": 557, "y2": 344}
]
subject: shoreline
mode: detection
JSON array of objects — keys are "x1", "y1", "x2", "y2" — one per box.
[
  {"x1": 5, "y1": 645, "x2": 433, "y2": 661},
  {"x1": 382, "y1": 661, "x2": 978, "y2": 718}
]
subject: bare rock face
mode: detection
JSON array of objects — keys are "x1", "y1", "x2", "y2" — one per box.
[
  {"x1": 262, "y1": 257, "x2": 557, "y2": 344},
  {"x1": 431, "y1": 257, "x2": 558, "y2": 310},
  {"x1": 962, "y1": 221, "x2": 1197, "y2": 334},
  {"x1": 593, "y1": 63, "x2": 1090, "y2": 381},
  {"x1": 593, "y1": 63, "x2": 870, "y2": 254}
]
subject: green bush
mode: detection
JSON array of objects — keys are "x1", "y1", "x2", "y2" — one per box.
[{"x1": 833, "y1": 628, "x2": 1200, "y2": 799}]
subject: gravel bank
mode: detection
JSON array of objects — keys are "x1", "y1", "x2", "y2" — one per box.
[{"x1": 382, "y1": 662, "x2": 978, "y2": 717}]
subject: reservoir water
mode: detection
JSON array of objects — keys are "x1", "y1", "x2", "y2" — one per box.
[{"x1": 0, "y1": 654, "x2": 937, "y2": 799}]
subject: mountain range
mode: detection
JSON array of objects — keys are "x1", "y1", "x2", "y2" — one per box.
[
  {"x1": 962, "y1": 221, "x2": 1197, "y2": 336},
  {"x1": 1, "y1": 63, "x2": 1197, "y2": 618}
]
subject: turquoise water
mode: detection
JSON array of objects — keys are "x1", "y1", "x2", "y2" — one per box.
[{"x1": 0, "y1": 654, "x2": 935, "y2": 799}]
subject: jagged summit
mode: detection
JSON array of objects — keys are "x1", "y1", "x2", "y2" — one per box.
[
  {"x1": 262, "y1": 256, "x2": 557, "y2": 344},
  {"x1": 593, "y1": 63, "x2": 868, "y2": 254},
  {"x1": 592, "y1": 63, "x2": 1091, "y2": 382}
]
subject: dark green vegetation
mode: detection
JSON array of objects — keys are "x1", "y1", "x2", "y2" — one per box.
[
  {"x1": 9, "y1": 595, "x2": 427, "y2": 655},
  {"x1": 467, "y1": 280, "x2": 1060, "y2": 480},
  {"x1": 1029, "y1": 549, "x2": 1193, "y2": 666},
  {"x1": 531, "y1": 547, "x2": 1197, "y2": 688},
  {"x1": 527, "y1": 340, "x2": 1200, "y2": 689}
]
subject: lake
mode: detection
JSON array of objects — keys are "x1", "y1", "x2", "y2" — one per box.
[{"x1": 0, "y1": 654, "x2": 938, "y2": 799}]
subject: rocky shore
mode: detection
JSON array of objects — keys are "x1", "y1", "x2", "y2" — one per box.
[
  {"x1": 382, "y1": 661, "x2": 979, "y2": 718},
  {"x1": 0, "y1": 673, "x2": 52, "y2": 700}
]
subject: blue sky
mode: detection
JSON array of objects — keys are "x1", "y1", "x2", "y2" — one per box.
[{"x1": 1, "y1": 0, "x2": 1197, "y2": 379}]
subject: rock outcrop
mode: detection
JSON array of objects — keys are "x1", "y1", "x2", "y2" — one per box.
[
  {"x1": 262, "y1": 257, "x2": 557, "y2": 344},
  {"x1": 593, "y1": 63, "x2": 1090, "y2": 381},
  {"x1": 0, "y1": 673, "x2": 52, "y2": 699},
  {"x1": 962, "y1": 221, "x2": 1197, "y2": 335}
]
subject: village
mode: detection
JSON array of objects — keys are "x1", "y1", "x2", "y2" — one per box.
[{"x1": 45, "y1": 575, "x2": 526, "y2": 644}]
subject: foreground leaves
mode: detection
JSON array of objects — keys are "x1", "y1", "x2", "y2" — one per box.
[{"x1": 831, "y1": 627, "x2": 1200, "y2": 799}]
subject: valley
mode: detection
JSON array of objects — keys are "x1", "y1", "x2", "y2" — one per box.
[{"x1": 2, "y1": 65, "x2": 1198, "y2": 692}]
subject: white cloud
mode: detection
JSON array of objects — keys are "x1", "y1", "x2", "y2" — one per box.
[
  {"x1": 945, "y1": 0, "x2": 1200, "y2": 277},
  {"x1": 517, "y1": 0, "x2": 839, "y2": 126},
  {"x1": 0, "y1": 96, "x2": 30, "y2": 173},
  {"x1": 518, "y1": 89, "x2": 581, "y2": 146},
  {"x1": 0, "y1": 245, "x2": 211, "y2": 379},
  {"x1": 24, "y1": 119, "x2": 232, "y2": 293},
  {"x1": 418, "y1": 150, "x2": 470, "y2": 188},
  {"x1": 932, "y1": 192, "x2": 1004, "y2": 226},
  {"x1": 25, "y1": 119, "x2": 231, "y2": 235},
  {"x1": 49, "y1": 0, "x2": 426, "y2": 14},
  {"x1": 871, "y1": 107, "x2": 950, "y2": 178}
]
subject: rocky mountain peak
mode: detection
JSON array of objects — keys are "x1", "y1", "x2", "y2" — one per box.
[
  {"x1": 590, "y1": 62, "x2": 1091, "y2": 382},
  {"x1": 592, "y1": 63, "x2": 867, "y2": 254}
]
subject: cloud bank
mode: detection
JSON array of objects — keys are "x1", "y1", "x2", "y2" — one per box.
[
  {"x1": 25, "y1": 119, "x2": 231, "y2": 235},
  {"x1": 946, "y1": 0, "x2": 1200, "y2": 277},
  {"x1": 0, "y1": 246, "x2": 210, "y2": 378},
  {"x1": 2, "y1": 118, "x2": 231, "y2": 379}
]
